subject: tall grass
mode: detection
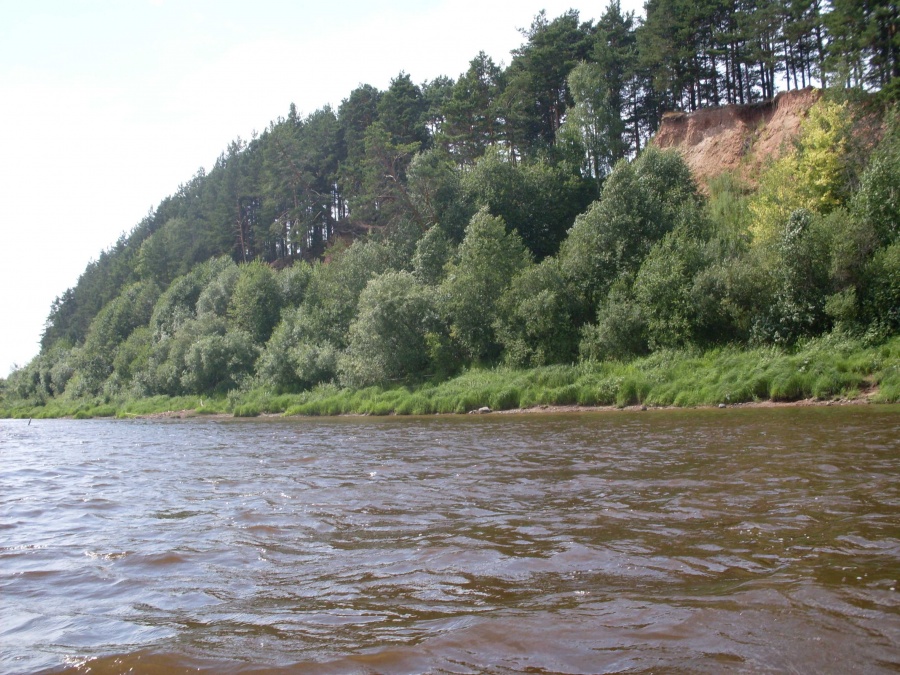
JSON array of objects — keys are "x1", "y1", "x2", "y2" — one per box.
[
  {"x1": 279, "y1": 335, "x2": 899, "y2": 415},
  {"x1": 271, "y1": 335, "x2": 900, "y2": 415},
  {"x1": 2, "y1": 335, "x2": 898, "y2": 419}
]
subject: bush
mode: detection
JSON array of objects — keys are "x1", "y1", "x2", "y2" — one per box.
[
  {"x1": 255, "y1": 308, "x2": 340, "y2": 392},
  {"x1": 412, "y1": 225, "x2": 454, "y2": 285},
  {"x1": 440, "y1": 208, "x2": 531, "y2": 362},
  {"x1": 294, "y1": 240, "x2": 393, "y2": 349},
  {"x1": 559, "y1": 147, "x2": 700, "y2": 316},
  {"x1": 196, "y1": 261, "x2": 240, "y2": 318},
  {"x1": 852, "y1": 106, "x2": 900, "y2": 246},
  {"x1": 495, "y1": 258, "x2": 579, "y2": 367},
  {"x1": 338, "y1": 271, "x2": 437, "y2": 387},
  {"x1": 752, "y1": 209, "x2": 833, "y2": 344},
  {"x1": 580, "y1": 281, "x2": 648, "y2": 361},
  {"x1": 864, "y1": 241, "x2": 900, "y2": 330},
  {"x1": 228, "y1": 260, "x2": 283, "y2": 344},
  {"x1": 292, "y1": 342, "x2": 339, "y2": 389},
  {"x1": 633, "y1": 227, "x2": 708, "y2": 350},
  {"x1": 749, "y1": 99, "x2": 852, "y2": 243},
  {"x1": 280, "y1": 262, "x2": 313, "y2": 308},
  {"x1": 181, "y1": 330, "x2": 258, "y2": 394}
]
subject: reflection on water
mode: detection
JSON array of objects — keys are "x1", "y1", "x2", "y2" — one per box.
[{"x1": 1, "y1": 407, "x2": 899, "y2": 673}]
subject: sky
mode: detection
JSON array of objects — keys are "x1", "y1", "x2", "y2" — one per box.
[{"x1": 0, "y1": 0, "x2": 645, "y2": 377}]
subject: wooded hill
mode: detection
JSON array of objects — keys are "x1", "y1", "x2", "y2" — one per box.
[{"x1": 3, "y1": 1, "x2": 899, "y2": 408}]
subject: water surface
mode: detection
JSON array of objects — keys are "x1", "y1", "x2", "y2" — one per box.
[{"x1": 2, "y1": 407, "x2": 899, "y2": 673}]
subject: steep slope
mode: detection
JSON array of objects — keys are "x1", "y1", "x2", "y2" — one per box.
[{"x1": 653, "y1": 88, "x2": 821, "y2": 186}]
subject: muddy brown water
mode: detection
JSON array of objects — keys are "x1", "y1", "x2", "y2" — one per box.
[{"x1": 2, "y1": 407, "x2": 899, "y2": 674}]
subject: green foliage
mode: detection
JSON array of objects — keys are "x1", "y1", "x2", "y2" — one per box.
[
  {"x1": 824, "y1": 0, "x2": 899, "y2": 92},
  {"x1": 412, "y1": 225, "x2": 455, "y2": 285},
  {"x1": 580, "y1": 281, "x2": 648, "y2": 362},
  {"x1": 3, "y1": 345, "x2": 74, "y2": 404},
  {"x1": 377, "y1": 72, "x2": 428, "y2": 148},
  {"x1": 350, "y1": 121, "x2": 421, "y2": 227},
  {"x1": 280, "y1": 261, "x2": 313, "y2": 308},
  {"x1": 560, "y1": 147, "x2": 700, "y2": 315},
  {"x1": 864, "y1": 241, "x2": 900, "y2": 330},
  {"x1": 441, "y1": 51, "x2": 505, "y2": 164},
  {"x1": 504, "y1": 9, "x2": 592, "y2": 149},
  {"x1": 337, "y1": 83, "x2": 381, "y2": 203},
  {"x1": 406, "y1": 148, "x2": 471, "y2": 239},
  {"x1": 180, "y1": 330, "x2": 258, "y2": 394},
  {"x1": 110, "y1": 326, "x2": 152, "y2": 389},
  {"x1": 150, "y1": 257, "x2": 230, "y2": 338},
  {"x1": 706, "y1": 172, "x2": 753, "y2": 236},
  {"x1": 750, "y1": 100, "x2": 853, "y2": 243},
  {"x1": 558, "y1": 61, "x2": 619, "y2": 186},
  {"x1": 141, "y1": 314, "x2": 225, "y2": 395},
  {"x1": 818, "y1": 207, "x2": 878, "y2": 290},
  {"x1": 11, "y1": 9, "x2": 900, "y2": 416},
  {"x1": 228, "y1": 260, "x2": 282, "y2": 343},
  {"x1": 825, "y1": 287, "x2": 859, "y2": 327},
  {"x1": 5, "y1": 335, "x2": 900, "y2": 417},
  {"x1": 633, "y1": 227, "x2": 709, "y2": 350},
  {"x1": 852, "y1": 107, "x2": 900, "y2": 246},
  {"x1": 338, "y1": 271, "x2": 437, "y2": 387},
  {"x1": 135, "y1": 217, "x2": 202, "y2": 285},
  {"x1": 380, "y1": 217, "x2": 425, "y2": 271},
  {"x1": 68, "y1": 281, "x2": 160, "y2": 396},
  {"x1": 255, "y1": 308, "x2": 304, "y2": 392},
  {"x1": 295, "y1": 240, "x2": 393, "y2": 349},
  {"x1": 45, "y1": 344, "x2": 76, "y2": 397},
  {"x1": 281, "y1": 335, "x2": 900, "y2": 413},
  {"x1": 495, "y1": 258, "x2": 579, "y2": 367},
  {"x1": 461, "y1": 149, "x2": 593, "y2": 259},
  {"x1": 196, "y1": 260, "x2": 241, "y2": 318},
  {"x1": 291, "y1": 342, "x2": 339, "y2": 389},
  {"x1": 84, "y1": 281, "x2": 160, "y2": 355},
  {"x1": 591, "y1": 1, "x2": 636, "y2": 158},
  {"x1": 440, "y1": 208, "x2": 532, "y2": 362},
  {"x1": 752, "y1": 209, "x2": 834, "y2": 344},
  {"x1": 256, "y1": 307, "x2": 341, "y2": 393}
]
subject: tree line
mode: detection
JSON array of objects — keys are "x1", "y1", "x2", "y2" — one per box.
[{"x1": 4, "y1": 2, "x2": 899, "y2": 406}]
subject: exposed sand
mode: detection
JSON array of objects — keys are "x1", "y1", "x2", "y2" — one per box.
[{"x1": 653, "y1": 88, "x2": 821, "y2": 189}]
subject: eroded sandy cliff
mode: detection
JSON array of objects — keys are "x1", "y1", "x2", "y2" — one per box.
[{"x1": 652, "y1": 88, "x2": 821, "y2": 187}]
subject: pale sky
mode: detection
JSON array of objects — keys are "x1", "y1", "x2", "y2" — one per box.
[{"x1": 0, "y1": 0, "x2": 644, "y2": 377}]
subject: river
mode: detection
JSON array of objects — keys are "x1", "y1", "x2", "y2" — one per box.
[{"x1": 2, "y1": 407, "x2": 899, "y2": 673}]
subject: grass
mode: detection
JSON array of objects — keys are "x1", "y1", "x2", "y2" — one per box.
[{"x1": 2, "y1": 335, "x2": 899, "y2": 419}]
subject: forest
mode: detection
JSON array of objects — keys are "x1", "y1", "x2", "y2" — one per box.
[{"x1": 2, "y1": 0, "x2": 899, "y2": 416}]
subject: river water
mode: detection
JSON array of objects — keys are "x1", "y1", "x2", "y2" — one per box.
[{"x1": 2, "y1": 407, "x2": 899, "y2": 674}]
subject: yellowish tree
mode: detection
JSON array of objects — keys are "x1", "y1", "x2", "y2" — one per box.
[{"x1": 750, "y1": 99, "x2": 851, "y2": 243}]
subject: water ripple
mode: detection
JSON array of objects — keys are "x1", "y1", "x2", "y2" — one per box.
[{"x1": 0, "y1": 408, "x2": 898, "y2": 673}]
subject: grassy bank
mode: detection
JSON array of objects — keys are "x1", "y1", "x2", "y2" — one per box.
[{"x1": 3, "y1": 335, "x2": 899, "y2": 419}]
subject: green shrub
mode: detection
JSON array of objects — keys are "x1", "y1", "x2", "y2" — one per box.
[
  {"x1": 489, "y1": 387, "x2": 521, "y2": 410},
  {"x1": 233, "y1": 404, "x2": 260, "y2": 418},
  {"x1": 339, "y1": 271, "x2": 436, "y2": 387}
]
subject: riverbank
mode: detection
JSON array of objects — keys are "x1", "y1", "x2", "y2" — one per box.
[
  {"x1": 3, "y1": 334, "x2": 898, "y2": 420},
  {"x1": 109, "y1": 397, "x2": 886, "y2": 423}
]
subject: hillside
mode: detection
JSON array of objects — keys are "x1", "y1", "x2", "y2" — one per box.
[
  {"x1": 653, "y1": 88, "x2": 821, "y2": 186},
  {"x1": 1, "y1": 3, "x2": 898, "y2": 416}
]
